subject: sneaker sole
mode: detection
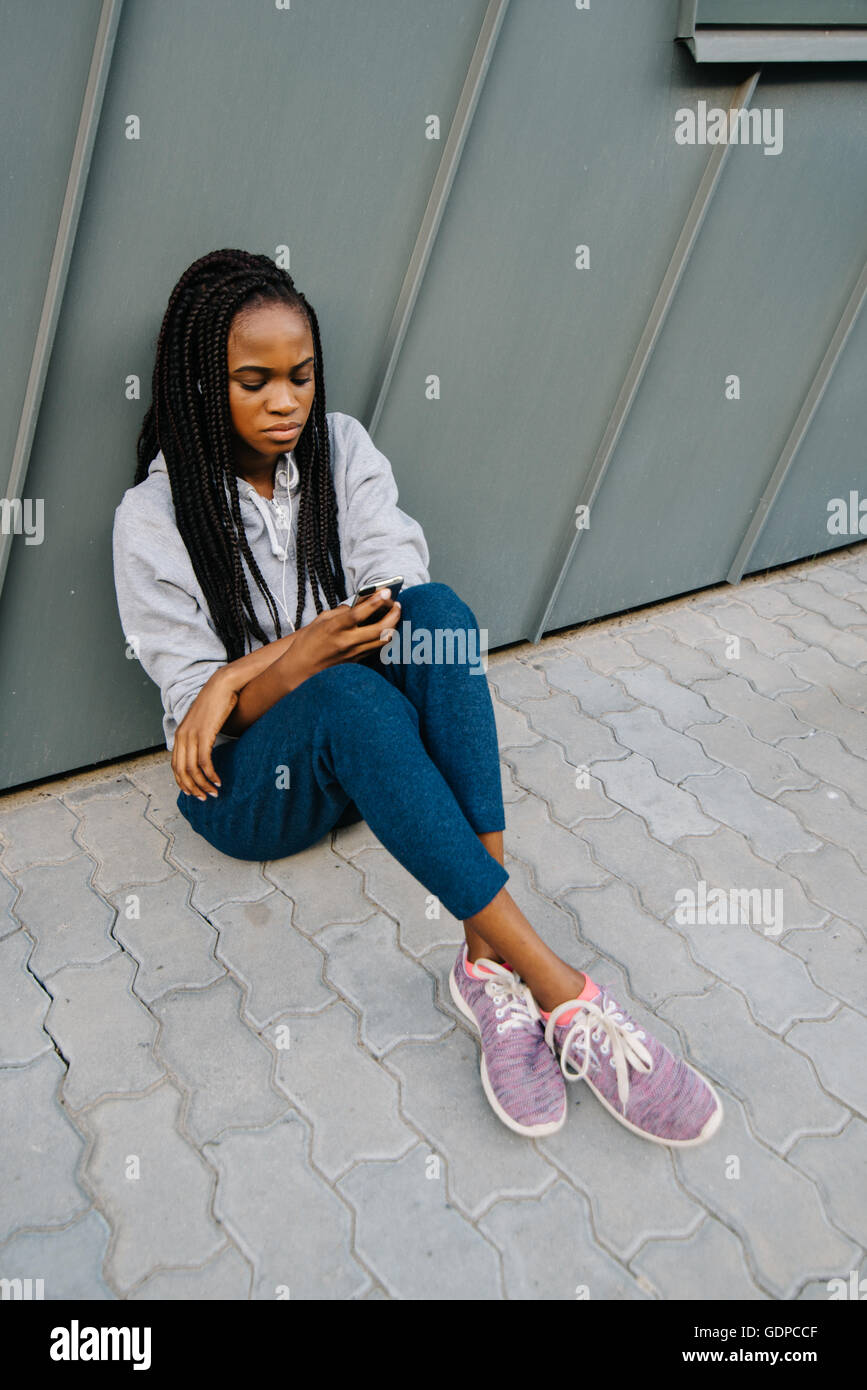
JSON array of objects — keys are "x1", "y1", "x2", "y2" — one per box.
[
  {"x1": 576, "y1": 1061, "x2": 724, "y2": 1148},
  {"x1": 449, "y1": 965, "x2": 567, "y2": 1138}
]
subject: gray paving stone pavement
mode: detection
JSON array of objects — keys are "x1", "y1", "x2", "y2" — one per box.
[
  {"x1": 2, "y1": 545, "x2": 865, "y2": 1299},
  {"x1": 631, "y1": 1217, "x2": 767, "y2": 1301}
]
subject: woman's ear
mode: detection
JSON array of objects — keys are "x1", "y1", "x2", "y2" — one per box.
[{"x1": 197, "y1": 379, "x2": 203, "y2": 395}]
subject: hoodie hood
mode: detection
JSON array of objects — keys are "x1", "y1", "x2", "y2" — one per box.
[{"x1": 146, "y1": 449, "x2": 301, "y2": 558}]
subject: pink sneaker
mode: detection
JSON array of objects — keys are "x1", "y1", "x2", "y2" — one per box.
[
  {"x1": 544, "y1": 983, "x2": 723, "y2": 1147},
  {"x1": 449, "y1": 944, "x2": 567, "y2": 1138}
]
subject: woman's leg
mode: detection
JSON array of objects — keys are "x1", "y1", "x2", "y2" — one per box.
[
  {"x1": 356, "y1": 582, "x2": 587, "y2": 1011},
  {"x1": 177, "y1": 660, "x2": 509, "y2": 921}
]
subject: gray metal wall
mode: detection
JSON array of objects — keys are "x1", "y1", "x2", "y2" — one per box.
[{"x1": 1, "y1": 0, "x2": 865, "y2": 790}]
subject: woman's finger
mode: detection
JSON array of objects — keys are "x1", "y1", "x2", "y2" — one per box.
[{"x1": 185, "y1": 736, "x2": 219, "y2": 800}]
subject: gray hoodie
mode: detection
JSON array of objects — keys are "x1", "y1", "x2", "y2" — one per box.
[{"x1": 112, "y1": 410, "x2": 430, "y2": 751}]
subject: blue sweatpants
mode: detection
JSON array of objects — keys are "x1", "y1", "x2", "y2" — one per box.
[{"x1": 176, "y1": 581, "x2": 509, "y2": 921}]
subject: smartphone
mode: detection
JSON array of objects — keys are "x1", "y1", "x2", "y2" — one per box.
[{"x1": 352, "y1": 575, "x2": 404, "y2": 625}]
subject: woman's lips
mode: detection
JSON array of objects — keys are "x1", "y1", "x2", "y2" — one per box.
[{"x1": 264, "y1": 423, "x2": 301, "y2": 436}]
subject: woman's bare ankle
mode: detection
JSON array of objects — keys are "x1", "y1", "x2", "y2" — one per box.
[{"x1": 532, "y1": 968, "x2": 587, "y2": 1014}]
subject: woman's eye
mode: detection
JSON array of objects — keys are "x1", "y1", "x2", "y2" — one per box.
[{"x1": 240, "y1": 376, "x2": 313, "y2": 392}]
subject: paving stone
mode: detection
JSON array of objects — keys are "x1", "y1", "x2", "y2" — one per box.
[
  {"x1": 79, "y1": 1082, "x2": 223, "y2": 1294},
  {"x1": 779, "y1": 647, "x2": 867, "y2": 710},
  {"x1": 0, "y1": 1052, "x2": 89, "y2": 1241},
  {"x1": 108, "y1": 874, "x2": 225, "y2": 1004},
  {"x1": 210, "y1": 892, "x2": 335, "y2": 1028},
  {"x1": 782, "y1": 919, "x2": 867, "y2": 1011},
  {"x1": 536, "y1": 653, "x2": 638, "y2": 717},
  {"x1": 383, "y1": 1029, "x2": 558, "y2": 1219},
  {"x1": 539, "y1": 1071, "x2": 704, "y2": 1260},
  {"x1": 580, "y1": 810, "x2": 702, "y2": 920},
  {"x1": 130, "y1": 1244, "x2": 252, "y2": 1300},
  {"x1": 788, "y1": 1117, "x2": 867, "y2": 1248},
  {"x1": 0, "y1": 796, "x2": 80, "y2": 871},
  {"x1": 162, "y1": 811, "x2": 272, "y2": 915},
  {"x1": 563, "y1": 879, "x2": 713, "y2": 1006},
  {"x1": 615, "y1": 663, "x2": 724, "y2": 732},
  {"x1": 673, "y1": 1089, "x2": 857, "y2": 1299},
  {"x1": 521, "y1": 691, "x2": 629, "y2": 764},
  {"x1": 273, "y1": 1000, "x2": 416, "y2": 1181},
  {"x1": 683, "y1": 599, "x2": 805, "y2": 658},
  {"x1": 601, "y1": 708, "x2": 720, "y2": 783},
  {"x1": 126, "y1": 757, "x2": 184, "y2": 828},
  {"x1": 631, "y1": 1217, "x2": 767, "y2": 1300},
  {"x1": 0, "y1": 1210, "x2": 114, "y2": 1300},
  {"x1": 779, "y1": 685, "x2": 867, "y2": 759},
  {"x1": 781, "y1": 578, "x2": 867, "y2": 629},
  {"x1": 682, "y1": 768, "x2": 820, "y2": 862},
  {"x1": 316, "y1": 913, "x2": 452, "y2": 1056},
  {"x1": 570, "y1": 630, "x2": 645, "y2": 675},
  {"x1": 480, "y1": 1181, "x2": 650, "y2": 1299},
  {"x1": 733, "y1": 584, "x2": 805, "y2": 621},
  {"x1": 674, "y1": 827, "x2": 828, "y2": 933},
  {"x1": 0, "y1": 930, "x2": 53, "y2": 1064},
  {"x1": 45, "y1": 954, "x2": 163, "y2": 1111},
  {"x1": 787, "y1": 1008, "x2": 867, "y2": 1115},
  {"x1": 206, "y1": 1113, "x2": 368, "y2": 1299},
  {"x1": 264, "y1": 842, "x2": 372, "y2": 934},
  {"x1": 678, "y1": 631, "x2": 805, "y2": 695},
  {"x1": 691, "y1": 672, "x2": 813, "y2": 743},
  {"x1": 624, "y1": 627, "x2": 723, "y2": 684},
  {"x1": 721, "y1": 638, "x2": 813, "y2": 698},
  {"x1": 794, "y1": 561, "x2": 867, "y2": 599},
  {"x1": 778, "y1": 786, "x2": 867, "y2": 873},
  {"x1": 776, "y1": 608, "x2": 867, "y2": 668},
  {"x1": 654, "y1": 605, "x2": 734, "y2": 649},
  {"x1": 487, "y1": 660, "x2": 550, "y2": 706},
  {"x1": 70, "y1": 788, "x2": 173, "y2": 895},
  {"x1": 499, "y1": 760, "x2": 524, "y2": 804},
  {"x1": 836, "y1": 547, "x2": 867, "y2": 578},
  {"x1": 778, "y1": 730, "x2": 867, "y2": 812},
  {"x1": 337, "y1": 1145, "x2": 502, "y2": 1299},
  {"x1": 591, "y1": 755, "x2": 716, "y2": 845},
  {"x1": 331, "y1": 815, "x2": 383, "y2": 860},
  {"x1": 0, "y1": 869, "x2": 18, "y2": 941},
  {"x1": 151, "y1": 975, "x2": 286, "y2": 1144},
  {"x1": 781, "y1": 843, "x2": 867, "y2": 932},
  {"x1": 503, "y1": 740, "x2": 621, "y2": 828},
  {"x1": 674, "y1": 920, "x2": 835, "y2": 1033},
  {"x1": 349, "y1": 846, "x2": 463, "y2": 958},
  {"x1": 502, "y1": 793, "x2": 610, "y2": 897},
  {"x1": 660, "y1": 986, "x2": 847, "y2": 1154},
  {"x1": 11, "y1": 854, "x2": 118, "y2": 980},
  {"x1": 490, "y1": 691, "x2": 542, "y2": 750},
  {"x1": 685, "y1": 717, "x2": 816, "y2": 797},
  {"x1": 62, "y1": 775, "x2": 136, "y2": 806}
]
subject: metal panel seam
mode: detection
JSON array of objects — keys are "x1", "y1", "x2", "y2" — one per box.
[
  {"x1": 530, "y1": 70, "x2": 761, "y2": 645},
  {"x1": 365, "y1": 0, "x2": 511, "y2": 437},
  {"x1": 727, "y1": 254, "x2": 867, "y2": 583},
  {"x1": 0, "y1": 0, "x2": 125, "y2": 600}
]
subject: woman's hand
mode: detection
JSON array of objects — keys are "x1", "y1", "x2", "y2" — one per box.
[
  {"x1": 281, "y1": 589, "x2": 402, "y2": 688},
  {"x1": 172, "y1": 669, "x2": 239, "y2": 801}
]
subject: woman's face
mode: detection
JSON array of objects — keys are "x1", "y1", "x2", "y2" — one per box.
[{"x1": 226, "y1": 300, "x2": 316, "y2": 478}]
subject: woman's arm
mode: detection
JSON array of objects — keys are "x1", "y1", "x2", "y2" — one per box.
[{"x1": 172, "y1": 589, "x2": 401, "y2": 799}]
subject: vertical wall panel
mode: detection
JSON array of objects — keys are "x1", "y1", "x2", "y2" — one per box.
[
  {"x1": 0, "y1": 0, "x2": 864, "y2": 790},
  {"x1": 0, "y1": 0, "x2": 104, "y2": 497}
]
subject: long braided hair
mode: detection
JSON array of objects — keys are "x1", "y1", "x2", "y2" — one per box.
[{"x1": 135, "y1": 248, "x2": 347, "y2": 660}]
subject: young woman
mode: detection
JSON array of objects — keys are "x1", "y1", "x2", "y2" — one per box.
[{"x1": 113, "y1": 248, "x2": 722, "y2": 1147}]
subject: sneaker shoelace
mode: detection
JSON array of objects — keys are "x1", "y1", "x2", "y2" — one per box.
[
  {"x1": 545, "y1": 996, "x2": 654, "y2": 1107},
  {"x1": 480, "y1": 963, "x2": 543, "y2": 1037}
]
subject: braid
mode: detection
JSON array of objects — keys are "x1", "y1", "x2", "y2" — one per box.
[{"x1": 135, "y1": 250, "x2": 348, "y2": 660}]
